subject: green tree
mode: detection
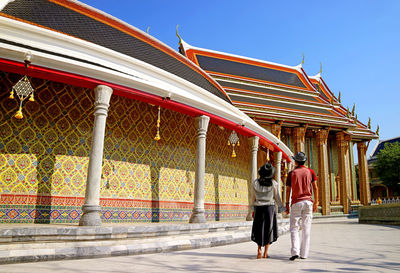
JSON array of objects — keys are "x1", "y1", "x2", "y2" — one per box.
[{"x1": 375, "y1": 142, "x2": 400, "y2": 195}]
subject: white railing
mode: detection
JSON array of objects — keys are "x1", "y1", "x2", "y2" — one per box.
[{"x1": 371, "y1": 197, "x2": 400, "y2": 205}]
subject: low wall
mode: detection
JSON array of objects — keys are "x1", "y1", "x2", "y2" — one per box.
[{"x1": 359, "y1": 204, "x2": 400, "y2": 225}]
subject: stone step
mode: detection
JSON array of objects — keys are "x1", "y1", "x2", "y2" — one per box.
[{"x1": 0, "y1": 219, "x2": 289, "y2": 264}]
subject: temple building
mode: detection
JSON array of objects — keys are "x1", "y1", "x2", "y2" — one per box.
[
  {"x1": 180, "y1": 41, "x2": 378, "y2": 215},
  {"x1": 0, "y1": 0, "x2": 376, "y2": 226},
  {"x1": 0, "y1": 0, "x2": 292, "y2": 224},
  {"x1": 368, "y1": 136, "x2": 400, "y2": 199}
]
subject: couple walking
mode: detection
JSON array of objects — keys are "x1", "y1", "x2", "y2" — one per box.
[{"x1": 251, "y1": 152, "x2": 319, "y2": 260}]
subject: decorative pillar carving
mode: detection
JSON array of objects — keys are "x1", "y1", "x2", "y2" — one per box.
[
  {"x1": 336, "y1": 132, "x2": 351, "y2": 214},
  {"x1": 271, "y1": 121, "x2": 283, "y2": 140},
  {"x1": 316, "y1": 129, "x2": 331, "y2": 215},
  {"x1": 293, "y1": 125, "x2": 307, "y2": 154},
  {"x1": 246, "y1": 136, "x2": 259, "y2": 221},
  {"x1": 79, "y1": 85, "x2": 113, "y2": 226},
  {"x1": 189, "y1": 115, "x2": 210, "y2": 223},
  {"x1": 357, "y1": 141, "x2": 371, "y2": 206}
]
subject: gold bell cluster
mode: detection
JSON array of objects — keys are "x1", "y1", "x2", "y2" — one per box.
[
  {"x1": 154, "y1": 105, "x2": 161, "y2": 141},
  {"x1": 228, "y1": 131, "x2": 240, "y2": 157},
  {"x1": 9, "y1": 75, "x2": 35, "y2": 119}
]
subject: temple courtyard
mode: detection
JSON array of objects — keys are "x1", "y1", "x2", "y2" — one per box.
[{"x1": 0, "y1": 218, "x2": 398, "y2": 273}]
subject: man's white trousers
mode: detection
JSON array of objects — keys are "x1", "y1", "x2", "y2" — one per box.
[{"x1": 290, "y1": 200, "x2": 313, "y2": 258}]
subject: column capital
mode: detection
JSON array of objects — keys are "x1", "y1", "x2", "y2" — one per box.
[
  {"x1": 336, "y1": 131, "x2": 351, "y2": 149},
  {"x1": 357, "y1": 141, "x2": 368, "y2": 152},
  {"x1": 316, "y1": 129, "x2": 329, "y2": 146},
  {"x1": 271, "y1": 121, "x2": 283, "y2": 139},
  {"x1": 248, "y1": 136, "x2": 259, "y2": 153},
  {"x1": 94, "y1": 85, "x2": 113, "y2": 105},
  {"x1": 195, "y1": 115, "x2": 210, "y2": 133}
]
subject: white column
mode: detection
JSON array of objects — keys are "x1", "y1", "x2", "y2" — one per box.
[
  {"x1": 274, "y1": 151, "x2": 283, "y2": 219},
  {"x1": 274, "y1": 151, "x2": 282, "y2": 194},
  {"x1": 79, "y1": 85, "x2": 113, "y2": 226},
  {"x1": 246, "y1": 136, "x2": 259, "y2": 221},
  {"x1": 189, "y1": 115, "x2": 210, "y2": 223}
]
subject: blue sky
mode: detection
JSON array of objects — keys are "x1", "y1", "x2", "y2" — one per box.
[{"x1": 81, "y1": 0, "x2": 400, "y2": 156}]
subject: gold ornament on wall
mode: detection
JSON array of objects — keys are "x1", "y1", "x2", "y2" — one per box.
[
  {"x1": 154, "y1": 105, "x2": 161, "y2": 141},
  {"x1": 9, "y1": 75, "x2": 35, "y2": 119},
  {"x1": 228, "y1": 131, "x2": 240, "y2": 157}
]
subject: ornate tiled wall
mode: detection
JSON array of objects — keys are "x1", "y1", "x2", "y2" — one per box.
[{"x1": 0, "y1": 71, "x2": 250, "y2": 223}]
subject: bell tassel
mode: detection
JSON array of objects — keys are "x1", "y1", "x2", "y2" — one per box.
[
  {"x1": 231, "y1": 144, "x2": 236, "y2": 158},
  {"x1": 29, "y1": 92, "x2": 35, "y2": 102},
  {"x1": 154, "y1": 106, "x2": 161, "y2": 141},
  {"x1": 14, "y1": 105, "x2": 23, "y2": 119}
]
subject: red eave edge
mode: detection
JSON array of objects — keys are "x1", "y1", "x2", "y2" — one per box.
[{"x1": 0, "y1": 58, "x2": 291, "y2": 161}]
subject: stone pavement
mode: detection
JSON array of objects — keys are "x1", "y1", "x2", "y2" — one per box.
[{"x1": 0, "y1": 219, "x2": 399, "y2": 273}]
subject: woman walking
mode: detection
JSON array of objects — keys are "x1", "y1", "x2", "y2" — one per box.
[{"x1": 251, "y1": 163, "x2": 285, "y2": 259}]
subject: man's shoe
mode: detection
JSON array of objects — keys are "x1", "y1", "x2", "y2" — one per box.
[
  {"x1": 300, "y1": 257, "x2": 307, "y2": 259},
  {"x1": 289, "y1": 255, "x2": 299, "y2": 261}
]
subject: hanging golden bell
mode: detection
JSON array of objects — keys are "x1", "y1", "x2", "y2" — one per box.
[
  {"x1": 231, "y1": 149, "x2": 237, "y2": 158},
  {"x1": 14, "y1": 107, "x2": 23, "y2": 119},
  {"x1": 29, "y1": 93, "x2": 35, "y2": 102},
  {"x1": 228, "y1": 140, "x2": 231, "y2": 146},
  {"x1": 237, "y1": 139, "x2": 240, "y2": 146},
  {"x1": 154, "y1": 131, "x2": 160, "y2": 141},
  {"x1": 9, "y1": 90, "x2": 14, "y2": 99}
]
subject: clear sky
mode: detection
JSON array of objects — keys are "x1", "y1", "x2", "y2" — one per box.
[{"x1": 80, "y1": 0, "x2": 400, "y2": 157}]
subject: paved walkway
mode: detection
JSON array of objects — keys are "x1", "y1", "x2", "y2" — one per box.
[{"x1": 1, "y1": 219, "x2": 399, "y2": 273}]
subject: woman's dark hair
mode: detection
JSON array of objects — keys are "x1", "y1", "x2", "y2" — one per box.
[{"x1": 259, "y1": 177, "x2": 273, "y2": 187}]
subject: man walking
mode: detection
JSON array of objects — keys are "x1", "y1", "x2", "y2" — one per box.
[{"x1": 285, "y1": 152, "x2": 318, "y2": 261}]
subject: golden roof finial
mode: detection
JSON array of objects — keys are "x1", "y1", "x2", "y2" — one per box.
[
  {"x1": 146, "y1": 26, "x2": 150, "y2": 34},
  {"x1": 368, "y1": 117, "x2": 371, "y2": 129},
  {"x1": 176, "y1": 24, "x2": 182, "y2": 46},
  {"x1": 376, "y1": 125, "x2": 379, "y2": 136},
  {"x1": 351, "y1": 103, "x2": 355, "y2": 116},
  {"x1": 338, "y1": 91, "x2": 341, "y2": 103},
  {"x1": 319, "y1": 62, "x2": 323, "y2": 74},
  {"x1": 300, "y1": 53, "x2": 305, "y2": 66}
]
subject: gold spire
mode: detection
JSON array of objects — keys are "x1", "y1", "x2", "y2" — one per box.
[
  {"x1": 319, "y1": 62, "x2": 323, "y2": 74},
  {"x1": 300, "y1": 53, "x2": 305, "y2": 65},
  {"x1": 351, "y1": 103, "x2": 355, "y2": 116},
  {"x1": 368, "y1": 117, "x2": 371, "y2": 129},
  {"x1": 338, "y1": 91, "x2": 341, "y2": 103},
  {"x1": 146, "y1": 26, "x2": 150, "y2": 34},
  {"x1": 376, "y1": 125, "x2": 380, "y2": 136}
]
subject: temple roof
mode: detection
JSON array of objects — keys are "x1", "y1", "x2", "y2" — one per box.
[
  {"x1": 0, "y1": 0, "x2": 231, "y2": 103},
  {"x1": 369, "y1": 136, "x2": 400, "y2": 163},
  {"x1": 0, "y1": 0, "x2": 293, "y2": 159},
  {"x1": 180, "y1": 41, "x2": 378, "y2": 140}
]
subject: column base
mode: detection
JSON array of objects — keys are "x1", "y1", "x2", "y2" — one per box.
[
  {"x1": 79, "y1": 204, "x2": 102, "y2": 226},
  {"x1": 189, "y1": 208, "x2": 206, "y2": 223}
]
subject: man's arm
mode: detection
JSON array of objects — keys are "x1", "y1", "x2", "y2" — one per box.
[
  {"x1": 285, "y1": 186, "x2": 291, "y2": 214},
  {"x1": 312, "y1": 181, "x2": 318, "y2": 212}
]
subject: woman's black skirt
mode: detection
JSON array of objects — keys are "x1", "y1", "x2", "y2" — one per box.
[{"x1": 251, "y1": 205, "x2": 278, "y2": 246}]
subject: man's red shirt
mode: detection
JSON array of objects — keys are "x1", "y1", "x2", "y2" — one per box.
[{"x1": 286, "y1": 165, "x2": 317, "y2": 205}]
